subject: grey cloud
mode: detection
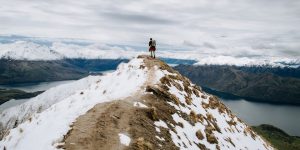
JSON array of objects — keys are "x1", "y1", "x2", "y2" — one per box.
[
  {"x1": 101, "y1": 11, "x2": 177, "y2": 25},
  {"x1": 0, "y1": 0, "x2": 299, "y2": 58},
  {"x1": 183, "y1": 40, "x2": 200, "y2": 47},
  {"x1": 203, "y1": 42, "x2": 216, "y2": 49},
  {"x1": 279, "y1": 49, "x2": 300, "y2": 56}
]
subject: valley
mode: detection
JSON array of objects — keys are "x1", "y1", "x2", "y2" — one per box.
[{"x1": 175, "y1": 64, "x2": 300, "y2": 105}]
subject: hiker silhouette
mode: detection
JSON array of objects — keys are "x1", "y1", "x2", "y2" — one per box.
[{"x1": 148, "y1": 38, "x2": 156, "y2": 58}]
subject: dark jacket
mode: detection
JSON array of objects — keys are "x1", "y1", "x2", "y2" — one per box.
[{"x1": 149, "y1": 40, "x2": 152, "y2": 47}]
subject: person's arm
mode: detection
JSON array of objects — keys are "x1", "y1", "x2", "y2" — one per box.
[{"x1": 149, "y1": 41, "x2": 152, "y2": 46}]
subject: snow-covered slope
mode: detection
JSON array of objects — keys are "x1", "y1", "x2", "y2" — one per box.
[
  {"x1": 0, "y1": 57, "x2": 147, "y2": 149},
  {"x1": 0, "y1": 76, "x2": 100, "y2": 134},
  {"x1": 150, "y1": 71, "x2": 272, "y2": 149},
  {"x1": 0, "y1": 56, "x2": 273, "y2": 150}
]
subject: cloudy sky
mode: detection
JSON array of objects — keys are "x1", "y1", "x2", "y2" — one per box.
[{"x1": 0, "y1": 0, "x2": 299, "y2": 58}]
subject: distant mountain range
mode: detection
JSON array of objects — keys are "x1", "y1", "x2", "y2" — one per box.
[
  {"x1": 0, "y1": 35, "x2": 299, "y2": 68},
  {"x1": 0, "y1": 57, "x2": 196, "y2": 85},
  {"x1": 0, "y1": 59, "x2": 127, "y2": 84},
  {"x1": 0, "y1": 41, "x2": 137, "y2": 60},
  {"x1": 174, "y1": 65, "x2": 300, "y2": 105}
]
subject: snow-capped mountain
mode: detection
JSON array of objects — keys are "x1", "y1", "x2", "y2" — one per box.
[
  {"x1": 0, "y1": 38, "x2": 299, "y2": 67},
  {"x1": 194, "y1": 55, "x2": 300, "y2": 68},
  {"x1": 0, "y1": 56, "x2": 273, "y2": 150},
  {"x1": 0, "y1": 41, "x2": 140, "y2": 60},
  {"x1": 0, "y1": 41, "x2": 63, "y2": 60}
]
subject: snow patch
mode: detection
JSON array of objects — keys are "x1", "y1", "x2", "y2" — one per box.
[
  {"x1": 118, "y1": 133, "x2": 131, "y2": 146},
  {"x1": 154, "y1": 120, "x2": 168, "y2": 128},
  {"x1": 155, "y1": 135, "x2": 165, "y2": 141},
  {"x1": 133, "y1": 102, "x2": 148, "y2": 108}
]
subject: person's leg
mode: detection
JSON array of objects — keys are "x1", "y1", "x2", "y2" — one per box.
[
  {"x1": 150, "y1": 50, "x2": 152, "y2": 57},
  {"x1": 153, "y1": 51, "x2": 155, "y2": 58}
]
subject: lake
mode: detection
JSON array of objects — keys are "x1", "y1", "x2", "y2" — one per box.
[
  {"x1": 0, "y1": 80, "x2": 76, "y2": 92},
  {"x1": 0, "y1": 80, "x2": 76, "y2": 111},
  {"x1": 0, "y1": 70, "x2": 115, "y2": 93},
  {"x1": 220, "y1": 98, "x2": 300, "y2": 136}
]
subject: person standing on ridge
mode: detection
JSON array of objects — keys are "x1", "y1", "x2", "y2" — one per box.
[{"x1": 148, "y1": 38, "x2": 156, "y2": 58}]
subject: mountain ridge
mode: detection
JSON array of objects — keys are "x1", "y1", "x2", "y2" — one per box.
[{"x1": 0, "y1": 55, "x2": 273, "y2": 150}]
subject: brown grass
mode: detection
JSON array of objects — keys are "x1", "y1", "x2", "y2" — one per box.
[
  {"x1": 192, "y1": 88, "x2": 200, "y2": 97},
  {"x1": 132, "y1": 137, "x2": 154, "y2": 150},
  {"x1": 148, "y1": 107, "x2": 159, "y2": 121},
  {"x1": 202, "y1": 102, "x2": 209, "y2": 109},
  {"x1": 178, "y1": 122, "x2": 184, "y2": 128},
  {"x1": 190, "y1": 111, "x2": 197, "y2": 123},
  {"x1": 139, "y1": 65, "x2": 146, "y2": 69},
  {"x1": 227, "y1": 119, "x2": 237, "y2": 126},
  {"x1": 195, "y1": 143, "x2": 208, "y2": 150},
  {"x1": 185, "y1": 96, "x2": 192, "y2": 105},
  {"x1": 225, "y1": 137, "x2": 235, "y2": 147},
  {"x1": 204, "y1": 124, "x2": 218, "y2": 144},
  {"x1": 206, "y1": 133, "x2": 218, "y2": 144},
  {"x1": 244, "y1": 126, "x2": 257, "y2": 140},
  {"x1": 196, "y1": 130, "x2": 204, "y2": 140},
  {"x1": 160, "y1": 77, "x2": 171, "y2": 87},
  {"x1": 197, "y1": 114, "x2": 205, "y2": 123}
]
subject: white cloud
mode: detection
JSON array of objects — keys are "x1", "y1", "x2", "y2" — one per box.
[{"x1": 0, "y1": 0, "x2": 299, "y2": 58}]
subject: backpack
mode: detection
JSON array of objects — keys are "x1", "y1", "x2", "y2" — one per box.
[{"x1": 151, "y1": 40, "x2": 156, "y2": 47}]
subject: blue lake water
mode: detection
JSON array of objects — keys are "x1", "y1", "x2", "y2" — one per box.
[
  {"x1": 0, "y1": 80, "x2": 76, "y2": 92},
  {"x1": 220, "y1": 98, "x2": 300, "y2": 136}
]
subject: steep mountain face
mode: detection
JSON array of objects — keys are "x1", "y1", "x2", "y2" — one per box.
[
  {"x1": 175, "y1": 65, "x2": 300, "y2": 105},
  {"x1": 0, "y1": 59, "x2": 87, "y2": 84},
  {"x1": 235, "y1": 66, "x2": 300, "y2": 79},
  {"x1": 0, "y1": 56, "x2": 273, "y2": 150}
]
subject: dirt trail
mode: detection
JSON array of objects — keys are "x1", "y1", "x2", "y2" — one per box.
[
  {"x1": 62, "y1": 55, "x2": 162, "y2": 150},
  {"x1": 63, "y1": 100, "x2": 136, "y2": 150}
]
